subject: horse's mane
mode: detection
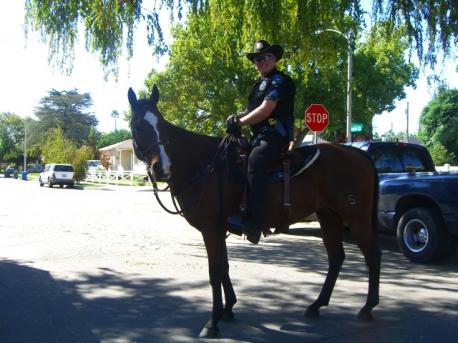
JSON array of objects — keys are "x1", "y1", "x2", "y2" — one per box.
[
  {"x1": 165, "y1": 121, "x2": 221, "y2": 150},
  {"x1": 163, "y1": 120, "x2": 223, "y2": 175}
]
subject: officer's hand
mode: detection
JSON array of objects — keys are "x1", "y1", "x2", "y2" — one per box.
[{"x1": 225, "y1": 114, "x2": 241, "y2": 136}]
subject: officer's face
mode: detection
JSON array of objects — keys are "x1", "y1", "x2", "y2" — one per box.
[{"x1": 254, "y1": 53, "x2": 277, "y2": 77}]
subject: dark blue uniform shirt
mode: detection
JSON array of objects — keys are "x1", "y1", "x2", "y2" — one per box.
[{"x1": 247, "y1": 68, "x2": 295, "y2": 140}]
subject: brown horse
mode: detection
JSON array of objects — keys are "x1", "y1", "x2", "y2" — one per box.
[{"x1": 128, "y1": 85, "x2": 381, "y2": 338}]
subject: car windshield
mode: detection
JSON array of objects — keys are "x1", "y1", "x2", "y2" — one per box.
[{"x1": 54, "y1": 165, "x2": 74, "y2": 172}]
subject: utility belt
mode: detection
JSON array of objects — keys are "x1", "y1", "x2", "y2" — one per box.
[{"x1": 256, "y1": 118, "x2": 288, "y2": 137}]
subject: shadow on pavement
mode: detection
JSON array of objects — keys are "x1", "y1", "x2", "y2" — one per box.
[
  {"x1": 1, "y1": 227, "x2": 457, "y2": 342},
  {"x1": 0, "y1": 260, "x2": 99, "y2": 343}
]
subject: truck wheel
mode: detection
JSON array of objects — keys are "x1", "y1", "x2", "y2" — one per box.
[
  {"x1": 397, "y1": 208, "x2": 455, "y2": 263},
  {"x1": 48, "y1": 178, "x2": 53, "y2": 188}
]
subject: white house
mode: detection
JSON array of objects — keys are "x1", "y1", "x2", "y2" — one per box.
[{"x1": 98, "y1": 139, "x2": 146, "y2": 174}]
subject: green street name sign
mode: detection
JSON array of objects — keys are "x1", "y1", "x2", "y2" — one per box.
[{"x1": 351, "y1": 122, "x2": 364, "y2": 133}]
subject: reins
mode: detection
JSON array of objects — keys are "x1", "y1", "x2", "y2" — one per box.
[
  {"x1": 145, "y1": 134, "x2": 233, "y2": 217},
  {"x1": 146, "y1": 167, "x2": 184, "y2": 215}
]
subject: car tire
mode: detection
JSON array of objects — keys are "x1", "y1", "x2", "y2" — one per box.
[
  {"x1": 47, "y1": 178, "x2": 53, "y2": 188},
  {"x1": 39, "y1": 177, "x2": 44, "y2": 187},
  {"x1": 397, "y1": 208, "x2": 455, "y2": 263}
]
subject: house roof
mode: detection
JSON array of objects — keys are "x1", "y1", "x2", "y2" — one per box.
[{"x1": 99, "y1": 139, "x2": 133, "y2": 151}]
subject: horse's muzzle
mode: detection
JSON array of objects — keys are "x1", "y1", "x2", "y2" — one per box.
[{"x1": 151, "y1": 156, "x2": 171, "y2": 181}]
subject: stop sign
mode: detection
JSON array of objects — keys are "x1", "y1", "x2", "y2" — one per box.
[{"x1": 305, "y1": 104, "x2": 329, "y2": 132}]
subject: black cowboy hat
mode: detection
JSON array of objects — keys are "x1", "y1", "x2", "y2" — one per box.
[{"x1": 245, "y1": 40, "x2": 284, "y2": 62}]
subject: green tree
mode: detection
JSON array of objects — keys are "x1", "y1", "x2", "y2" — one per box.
[
  {"x1": 111, "y1": 110, "x2": 120, "y2": 131},
  {"x1": 24, "y1": 0, "x2": 456, "y2": 74},
  {"x1": 427, "y1": 143, "x2": 455, "y2": 166},
  {"x1": 0, "y1": 113, "x2": 25, "y2": 163},
  {"x1": 97, "y1": 129, "x2": 131, "y2": 149},
  {"x1": 41, "y1": 127, "x2": 76, "y2": 164},
  {"x1": 377, "y1": 129, "x2": 418, "y2": 143},
  {"x1": 419, "y1": 88, "x2": 458, "y2": 164},
  {"x1": 41, "y1": 128, "x2": 95, "y2": 182},
  {"x1": 33, "y1": 89, "x2": 98, "y2": 147},
  {"x1": 302, "y1": 22, "x2": 418, "y2": 140},
  {"x1": 140, "y1": 15, "x2": 416, "y2": 139},
  {"x1": 72, "y1": 145, "x2": 94, "y2": 182}
]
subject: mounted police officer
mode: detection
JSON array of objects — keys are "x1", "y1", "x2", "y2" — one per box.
[{"x1": 226, "y1": 40, "x2": 296, "y2": 244}]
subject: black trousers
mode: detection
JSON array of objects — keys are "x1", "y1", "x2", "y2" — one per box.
[{"x1": 247, "y1": 132, "x2": 288, "y2": 228}]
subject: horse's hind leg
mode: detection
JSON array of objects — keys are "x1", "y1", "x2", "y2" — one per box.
[
  {"x1": 353, "y1": 227, "x2": 381, "y2": 320},
  {"x1": 305, "y1": 211, "x2": 345, "y2": 318}
]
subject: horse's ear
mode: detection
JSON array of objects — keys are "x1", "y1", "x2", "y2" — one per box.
[
  {"x1": 128, "y1": 88, "x2": 137, "y2": 107},
  {"x1": 150, "y1": 85, "x2": 159, "y2": 105}
]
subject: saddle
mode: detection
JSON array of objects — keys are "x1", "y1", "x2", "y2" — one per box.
[{"x1": 225, "y1": 137, "x2": 320, "y2": 234}]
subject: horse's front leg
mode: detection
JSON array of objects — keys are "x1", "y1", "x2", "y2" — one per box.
[
  {"x1": 221, "y1": 238, "x2": 237, "y2": 321},
  {"x1": 199, "y1": 229, "x2": 227, "y2": 338}
]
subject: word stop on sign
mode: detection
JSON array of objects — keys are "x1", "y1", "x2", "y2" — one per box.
[{"x1": 306, "y1": 112, "x2": 328, "y2": 124}]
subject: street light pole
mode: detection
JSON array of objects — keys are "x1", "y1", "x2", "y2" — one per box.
[
  {"x1": 346, "y1": 32, "x2": 353, "y2": 143},
  {"x1": 23, "y1": 126, "x2": 27, "y2": 172},
  {"x1": 315, "y1": 28, "x2": 353, "y2": 142}
]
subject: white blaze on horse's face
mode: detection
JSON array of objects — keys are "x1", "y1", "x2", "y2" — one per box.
[{"x1": 144, "y1": 110, "x2": 172, "y2": 178}]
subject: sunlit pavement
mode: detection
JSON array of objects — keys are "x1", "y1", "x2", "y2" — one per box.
[{"x1": 1, "y1": 178, "x2": 457, "y2": 342}]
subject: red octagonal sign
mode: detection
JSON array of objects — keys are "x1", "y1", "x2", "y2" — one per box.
[{"x1": 305, "y1": 104, "x2": 329, "y2": 132}]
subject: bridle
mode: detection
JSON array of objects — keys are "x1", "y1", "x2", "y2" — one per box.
[
  {"x1": 132, "y1": 134, "x2": 184, "y2": 215},
  {"x1": 134, "y1": 133, "x2": 234, "y2": 217}
]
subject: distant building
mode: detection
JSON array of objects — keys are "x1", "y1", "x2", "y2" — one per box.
[{"x1": 98, "y1": 139, "x2": 145, "y2": 174}]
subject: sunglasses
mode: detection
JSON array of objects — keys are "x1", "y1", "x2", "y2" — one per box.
[{"x1": 253, "y1": 54, "x2": 274, "y2": 63}]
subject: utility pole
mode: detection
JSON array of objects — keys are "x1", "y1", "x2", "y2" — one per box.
[
  {"x1": 405, "y1": 102, "x2": 409, "y2": 142},
  {"x1": 23, "y1": 126, "x2": 27, "y2": 172}
]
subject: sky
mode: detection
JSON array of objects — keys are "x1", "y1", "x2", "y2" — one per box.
[{"x1": 0, "y1": 2, "x2": 456, "y2": 135}]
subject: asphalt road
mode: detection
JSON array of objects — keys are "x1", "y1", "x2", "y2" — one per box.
[{"x1": 0, "y1": 177, "x2": 457, "y2": 343}]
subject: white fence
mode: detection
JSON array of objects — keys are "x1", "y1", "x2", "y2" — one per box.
[
  {"x1": 436, "y1": 164, "x2": 458, "y2": 172},
  {"x1": 85, "y1": 170, "x2": 149, "y2": 186}
]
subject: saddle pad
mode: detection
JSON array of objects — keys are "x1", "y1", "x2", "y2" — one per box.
[{"x1": 268, "y1": 145, "x2": 320, "y2": 183}]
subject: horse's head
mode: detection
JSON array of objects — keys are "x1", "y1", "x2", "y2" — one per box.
[{"x1": 128, "y1": 85, "x2": 172, "y2": 181}]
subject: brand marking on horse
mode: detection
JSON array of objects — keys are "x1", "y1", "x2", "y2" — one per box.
[
  {"x1": 144, "y1": 111, "x2": 172, "y2": 176},
  {"x1": 347, "y1": 194, "x2": 357, "y2": 205}
]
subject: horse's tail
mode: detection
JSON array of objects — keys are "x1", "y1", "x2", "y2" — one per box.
[{"x1": 371, "y1": 162, "x2": 380, "y2": 235}]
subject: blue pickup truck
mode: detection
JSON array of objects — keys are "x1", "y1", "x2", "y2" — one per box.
[{"x1": 350, "y1": 141, "x2": 458, "y2": 263}]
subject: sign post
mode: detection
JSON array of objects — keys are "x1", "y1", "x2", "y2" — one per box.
[{"x1": 304, "y1": 104, "x2": 330, "y2": 144}]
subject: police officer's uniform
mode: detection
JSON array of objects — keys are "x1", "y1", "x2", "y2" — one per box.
[
  {"x1": 246, "y1": 68, "x2": 296, "y2": 231},
  {"x1": 226, "y1": 40, "x2": 296, "y2": 244}
]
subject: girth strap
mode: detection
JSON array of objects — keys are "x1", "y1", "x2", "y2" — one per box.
[{"x1": 282, "y1": 156, "x2": 292, "y2": 222}]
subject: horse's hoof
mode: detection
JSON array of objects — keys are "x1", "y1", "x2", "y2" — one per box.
[
  {"x1": 221, "y1": 309, "x2": 235, "y2": 321},
  {"x1": 357, "y1": 310, "x2": 373, "y2": 321},
  {"x1": 304, "y1": 306, "x2": 320, "y2": 318},
  {"x1": 199, "y1": 326, "x2": 219, "y2": 339}
]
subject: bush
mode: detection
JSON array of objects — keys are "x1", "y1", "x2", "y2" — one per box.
[
  {"x1": 428, "y1": 143, "x2": 456, "y2": 166},
  {"x1": 73, "y1": 146, "x2": 95, "y2": 182},
  {"x1": 41, "y1": 127, "x2": 96, "y2": 182}
]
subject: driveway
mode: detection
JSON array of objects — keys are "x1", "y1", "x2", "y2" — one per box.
[{"x1": 0, "y1": 178, "x2": 457, "y2": 342}]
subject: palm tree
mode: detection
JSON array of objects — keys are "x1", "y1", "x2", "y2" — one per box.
[{"x1": 111, "y1": 110, "x2": 120, "y2": 131}]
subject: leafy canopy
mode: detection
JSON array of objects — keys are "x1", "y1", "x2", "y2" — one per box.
[
  {"x1": 142, "y1": 13, "x2": 417, "y2": 139},
  {"x1": 33, "y1": 89, "x2": 98, "y2": 147},
  {"x1": 97, "y1": 129, "x2": 131, "y2": 149},
  {"x1": 419, "y1": 88, "x2": 458, "y2": 164},
  {"x1": 0, "y1": 113, "x2": 25, "y2": 162},
  {"x1": 24, "y1": 0, "x2": 457, "y2": 74}
]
